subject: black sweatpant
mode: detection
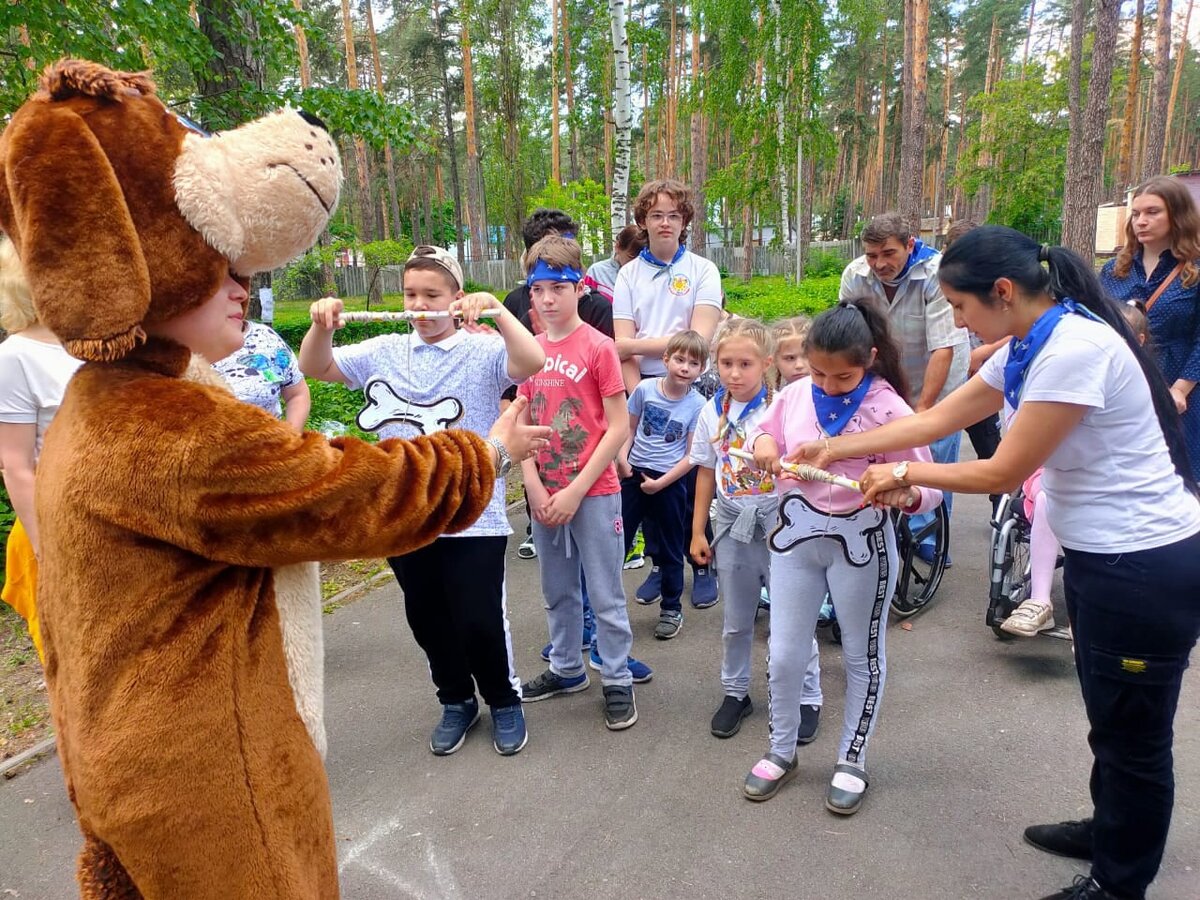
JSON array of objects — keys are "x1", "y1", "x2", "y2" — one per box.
[
  {"x1": 621, "y1": 467, "x2": 688, "y2": 612},
  {"x1": 388, "y1": 535, "x2": 520, "y2": 709},
  {"x1": 1062, "y1": 529, "x2": 1200, "y2": 897}
]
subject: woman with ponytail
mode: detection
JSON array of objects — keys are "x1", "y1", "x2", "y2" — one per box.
[
  {"x1": 743, "y1": 299, "x2": 943, "y2": 814},
  {"x1": 798, "y1": 226, "x2": 1200, "y2": 900}
]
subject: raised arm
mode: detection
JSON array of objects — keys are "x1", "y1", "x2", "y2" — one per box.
[{"x1": 298, "y1": 296, "x2": 351, "y2": 385}]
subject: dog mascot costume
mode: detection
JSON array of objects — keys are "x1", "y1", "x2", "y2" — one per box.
[{"x1": 0, "y1": 60, "x2": 498, "y2": 898}]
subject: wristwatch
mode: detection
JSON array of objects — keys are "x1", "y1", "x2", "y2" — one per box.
[
  {"x1": 892, "y1": 460, "x2": 910, "y2": 487},
  {"x1": 487, "y1": 437, "x2": 512, "y2": 477}
]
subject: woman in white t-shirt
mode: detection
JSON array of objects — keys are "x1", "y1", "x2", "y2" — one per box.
[
  {"x1": 0, "y1": 238, "x2": 83, "y2": 661},
  {"x1": 799, "y1": 226, "x2": 1200, "y2": 900}
]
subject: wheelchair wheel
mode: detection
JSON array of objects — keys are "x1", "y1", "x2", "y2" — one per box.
[
  {"x1": 987, "y1": 504, "x2": 1032, "y2": 640},
  {"x1": 890, "y1": 502, "x2": 950, "y2": 618}
]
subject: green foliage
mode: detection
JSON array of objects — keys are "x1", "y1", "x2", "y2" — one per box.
[
  {"x1": 275, "y1": 252, "x2": 332, "y2": 303},
  {"x1": 721, "y1": 275, "x2": 841, "y2": 322},
  {"x1": 955, "y1": 73, "x2": 1069, "y2": 238},
  {"x1": 525, "y1": 179, "x2": 611, "y2": 257},
  {"x1": 305, "y1": 379, "x2": 375, "y2": 443},
  {"x1": 0, "y1": 482, "x2": 12, "y2": 581},
  {"x1": 804, "y1": 249, "x2": 848, "y2": 278},
  {"x1": 361, "y1": 238, "x2": 416, "y2": 268},
  {"x1": 287, "y1": 86, "x2": 417, "y2": 151}
]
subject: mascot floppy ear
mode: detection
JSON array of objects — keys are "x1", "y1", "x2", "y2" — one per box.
[{"x1": 0, "y1": 73, "x2": 152, "y2": 360}]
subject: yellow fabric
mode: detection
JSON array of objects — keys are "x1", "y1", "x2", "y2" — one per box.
[{"x1": 2, "y1": 518, "x2": 42, "y2": 663}]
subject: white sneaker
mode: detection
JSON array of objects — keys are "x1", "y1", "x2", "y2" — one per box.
[
  {"x1": 517, "y1": 535, "x2": 537, "y2": 559},
  {"x1": 999, "y1": 599, "x2": 1055, "y2": 637}
]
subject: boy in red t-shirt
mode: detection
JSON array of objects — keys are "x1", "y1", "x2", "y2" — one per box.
[{"x1": 518, "y1": 236, "x2": 639, "y2": 730}]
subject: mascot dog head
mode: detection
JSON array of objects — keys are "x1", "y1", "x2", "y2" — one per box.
[{"x1": 0, "y1": 59, "x2": 341, "y2": 360}]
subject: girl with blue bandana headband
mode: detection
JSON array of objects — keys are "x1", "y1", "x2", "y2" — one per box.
[
  {"x1": 801, "y1": 226, "x2": 1200, "y2": 900},
  {"x1": 743, "y1": 299, "x2": 942, "y2": 814}
]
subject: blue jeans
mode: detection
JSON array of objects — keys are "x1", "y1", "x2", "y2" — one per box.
[
  {"x1": 909, "y1": 430, "x2": 961, "y2": 548},
  {"x1": 1063, "y1": 530, "x2": 1200, "y2": 896}
]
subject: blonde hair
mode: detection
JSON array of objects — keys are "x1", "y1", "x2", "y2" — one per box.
[
  {"x1": 524, "y1": 234, "x2": 584, "y2": 275},
  {"x1": 0, "y1": 236, "x2": 36, "y2": 333},
  {"x1": 770, "y1": 316, "x2": 812, "y2": 387},
  {"x1": 712, "y1": 317, "x2": 774, "y2": 441}
]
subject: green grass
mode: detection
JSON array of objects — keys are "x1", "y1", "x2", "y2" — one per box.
[{"x1": 721, "y1": 274, "x2": 842, "y2": 322}]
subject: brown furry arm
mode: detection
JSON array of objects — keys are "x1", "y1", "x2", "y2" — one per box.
[{"x1": 175, "y1": 405, "x2": 497, "y2": 566}]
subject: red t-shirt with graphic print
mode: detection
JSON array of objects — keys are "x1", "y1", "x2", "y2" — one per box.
[{"x1": 518, "y1": 322, "x2": 624, "y2": 497}]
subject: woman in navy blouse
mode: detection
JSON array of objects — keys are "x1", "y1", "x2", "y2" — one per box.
[{"x1": 1100, "y1": 175, "x2": 1200, "y2": 479}]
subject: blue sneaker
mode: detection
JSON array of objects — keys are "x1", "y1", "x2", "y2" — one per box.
[
  {"x1": 540, "y1": 620, "x2": 594, "y2": 662},
  {"x1": 587, "y1": 639, "x2": 653, "y2": 683},
  {"x1": 817, "y1": 593, "x2": 834, "y2": 627},
  {"x1": 635, "y1": 566, "x2": 662, "y2": 604},
  {"x1": 758, "y1": 586, "x2": 771, "y2": 611},
  {"x1": 915, "y1": 542, "x2": 952, "y2": 568},
  {"x1": 691, "y1": 568, "x2": 719, "y2": 608},
  {"x1": 490, "y1": 703, "x2": 528, "y2": 756},
  {"x1": 521, "y1": 668, "x2": 590, "y2": 701},
  {"x1": 430, "y1": 698, "x2": 480, "y2": 755}
]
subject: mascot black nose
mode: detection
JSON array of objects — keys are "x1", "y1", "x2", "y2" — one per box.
[{"x1": 298, "y1": 110, "x2": 329, "y2": 132}]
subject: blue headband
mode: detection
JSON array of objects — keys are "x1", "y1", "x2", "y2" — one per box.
[{"x1": 528, "y1": 258, "x2": 583, "y2": 284}]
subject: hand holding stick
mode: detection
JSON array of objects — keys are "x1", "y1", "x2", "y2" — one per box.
[{"x1": 729, "y1": 448, "x2": 862, "y2": 493}]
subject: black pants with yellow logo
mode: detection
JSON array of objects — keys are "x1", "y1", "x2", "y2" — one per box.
[{"x1": 1062, "y1": 529, "x2": 1200, "y2": 898}]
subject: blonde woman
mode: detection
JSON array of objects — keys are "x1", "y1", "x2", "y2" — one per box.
[{"x1": 0, "y1": 237, "x2": 82, "y2": 661}]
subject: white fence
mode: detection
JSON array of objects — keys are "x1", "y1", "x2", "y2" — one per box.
[{"x1": 313, "y1": 239, "x2": 859, "y2": 299}]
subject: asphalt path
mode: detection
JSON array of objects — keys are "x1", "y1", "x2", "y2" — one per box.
[{"x1": 1, "y1": 488, "x2": 1196, "y2": 899}]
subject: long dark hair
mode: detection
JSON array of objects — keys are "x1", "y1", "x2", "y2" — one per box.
[
  {"x1": 806, "y1": 298, "x2": 910, "y2": 403},
  {"x1": 940, "y1": 225, "x2": 1196, "y2": 494}
]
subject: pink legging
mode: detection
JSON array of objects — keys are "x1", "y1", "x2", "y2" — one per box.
[{"x1": 1028, "y1": 488, "x2": 1060, "y2": 604}]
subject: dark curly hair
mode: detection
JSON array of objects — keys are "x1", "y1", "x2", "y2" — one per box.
[{"x1": 521, "y1": 208, "x2": 579, "y2": 250}]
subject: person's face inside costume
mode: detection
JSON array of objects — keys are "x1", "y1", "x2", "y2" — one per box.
[
  {"x1": 863, "y1": 235, "x2": 914, "y2": 283},
  {"x1": 146, "y1": 272, "x2": 248, "y2": 363}
]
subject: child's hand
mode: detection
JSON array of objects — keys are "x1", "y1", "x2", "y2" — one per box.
[
  {"x1": 753, "y1": 444, "x2": 781, "y2": 476},
  {"x1": 639, "y1": 473, "x2": 663, "y2": 494},
  {"x1": 872, "y1": 487, "x2": 918, "y2": 511},
  {"x1": 451, "y1": 292, "x2": 501, "y2": 332},
  {"x1": 309, "y1": 296, "x2": 345, "y2": 331},
  {"x1": 617, "y1": 457, "x2": 633, "y2": 479},
  {"x1": 542, "y1": 484, "x2": 582, "y2": 526},
  {"x1": 690, "y1": 534, "x2": 712, "y2": 566},
  {"x1": 525, "y1": 479, "x2": 553, "y2": 525}
]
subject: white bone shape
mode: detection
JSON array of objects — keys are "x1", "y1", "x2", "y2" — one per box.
[
  {"x1": 769, "y1": 491, "x2": 887, "y2": 567},
  {"x1": 357, "y1": 378, "x2": 464, "y2": 434}
]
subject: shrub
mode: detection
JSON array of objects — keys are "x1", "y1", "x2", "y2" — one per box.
[
  {"x1": 0, "y1": 483, "x2": 13, "y2": 581},
  {"x1": 804, "y1": 249, "x2": 849, "y2": 279},
  {"x1": 305, "y1": 380, "x2": 377, "y2": 443},
  {"x1": 275, "y1": 251, "x2": 332, "y2": 302},
  {"x1": 721, "y1": 275, "x2": 841, "y2": 322}
]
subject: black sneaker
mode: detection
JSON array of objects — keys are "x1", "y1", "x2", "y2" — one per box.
[
  {"x1": 797, "y1": 704, "x2": 821, "y2": 744},
  {"x1": 520, "y1": 668, "x2": 589, "y2": 702},
  {"x1": 603, "y1": 684, "x2": 638, "y2": 730},
  {"x1": 710, "y1": 695, "x2": 753, "y2": 738},
  {"x1": 1038, "y1": 875, "x2": 1122, "y2": 900},
  {"x1": 1024, "y1": 818, "x2": 1094, "y2": 861}
]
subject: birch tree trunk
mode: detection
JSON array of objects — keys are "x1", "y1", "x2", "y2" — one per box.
[
  {"x1": 610, "y1": 0, "x2": 634, "y2": 234},
  {"x1": 1062, "y1": 0, "x2": 1122, "y2": 256},
  {"x1": 1117, "y1": 0, "x2": 1145, "y2": 191},
  {"x1": 1143, "y1": 0, "x2": 1173, "y2": 178},
  {"x1": 771, "y1": 0, "x2": 790, "y2": 243},
  {"x1": 897, "y1": 0, "x2": 929, "y2": 231},
  {"x1": 461, "y1": 0, "x2": 487, "y2": 260}
]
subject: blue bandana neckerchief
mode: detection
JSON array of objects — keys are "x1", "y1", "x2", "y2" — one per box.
[
  {"x1": 528, "y1": 258, "x2": 583, "y2": 284},
  {"x1": 712, "y1": 384, "x2": 769, "y2": 441},
  {"x1": 1003, "y1": 298, "x2": 1104, "y2": 408},
  {"x1": 812, "y1": 373, "x2": 874, "y2": 437},
  {"x1": 881, "y1": 238, "x2": 937, "y2": 287},
  {"x1": 640, "y1": 244, "x2": 686, "y2": 277}
]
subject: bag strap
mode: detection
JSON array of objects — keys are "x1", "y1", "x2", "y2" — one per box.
[{"x1": 1145, "y1": 263, "x2": 1183, "y2": 312}]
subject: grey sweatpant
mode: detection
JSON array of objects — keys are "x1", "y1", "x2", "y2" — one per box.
[
  {"x1": 766, "y1": 491, "x2": 897, "y2": 765},
  {"x1": 532, "y1": 492, "x2": 633, "y2": 687}
]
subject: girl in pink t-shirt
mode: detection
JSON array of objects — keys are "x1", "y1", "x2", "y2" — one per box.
[{"x1": 743, "y1": 299, "x2": 942, "y2": 815}]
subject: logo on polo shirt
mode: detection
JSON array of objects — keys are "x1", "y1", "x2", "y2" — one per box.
[{"x1": 669, "y1": 273, "x2": 691, "y2": 296}]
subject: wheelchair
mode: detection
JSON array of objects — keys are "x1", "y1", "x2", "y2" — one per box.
[
  {"x1": 986, "y1": 489, "x2": 1069, "y2": 640},
  {"x1": 825, "y1": 501, "x2": 951, "y2": 642}
]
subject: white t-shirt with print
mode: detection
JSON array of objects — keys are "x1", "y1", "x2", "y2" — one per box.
[
  {"x1": 213, "y1": 322, "x2": 302, "y2": 418},
  {"x1": 333, "y1": 330, "x2": 517, "y2": 537},
  {"x1": 689, "y1": 394, "x2": 776, "y2": 501},
  {"x1": 980, "y1": 314, "x2": 1200, "y2": 553},
  {"x1": 612, "y1": 250, "x2": 723, "y2": 377},
  {"x1": 0, "y1": 334, "x2": 83, "y2": 459}
]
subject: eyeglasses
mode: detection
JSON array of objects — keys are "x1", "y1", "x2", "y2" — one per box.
[{"x1": 646, "y1": 212, "x2": 684, "y2": 225}]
